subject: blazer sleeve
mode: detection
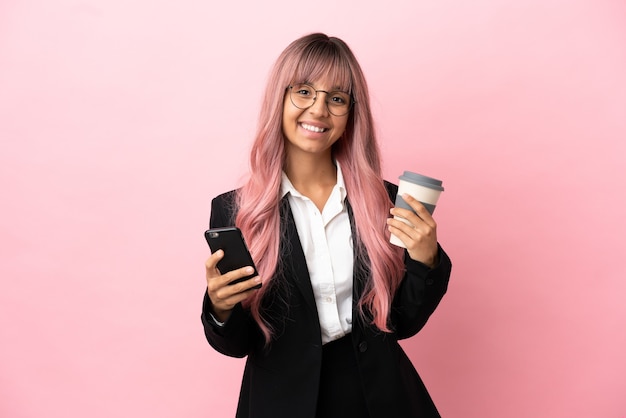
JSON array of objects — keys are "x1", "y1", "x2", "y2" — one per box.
[
  {"x1": 200, "y1": 190, "x2": 262, "y2": 358},
  {"x1": 390, "y1": 246, "x2": 452, "y2": 339},
  {"x1": 383, "y1": 180, "x2": 452, "y2": 339}
]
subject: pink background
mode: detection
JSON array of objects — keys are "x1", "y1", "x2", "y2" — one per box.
[{"x1": 1, "y1": 0, "x2": 625, "y2": 417}]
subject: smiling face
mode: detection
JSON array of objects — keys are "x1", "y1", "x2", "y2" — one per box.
[{"x1": 282, "y1": 78, "x2": 350, "y2": 161}]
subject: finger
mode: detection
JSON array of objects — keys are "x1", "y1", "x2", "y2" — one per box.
[
  {"x1": 205, "y1": 249, "x2": 224, "y2": 277},
  {"x1": 226, "y1": 275, "x2": 262, "y2": 295},
  {"x1": 222, "y1": 266, "x2": 259, "y2": 287},
  {"x1": 387, "y1": 220, "x2": 411, "y2": 247},
  {"x1": 387, "y1": 216, "x2": 421, "y2": 248},
  {"x1": 215, "y1": 287, "x2": 259, "y2": 311},
  {"x1": 207, "y1": 265, "x2": 256, "y2": 295},
  {"x1": 390, "y1": 206, "x2": 424, "y2": 231},
  {"x1": 397, "y1": 194, "x2": 436, "y2": 227},
  {"x1": 212, "y1": 274, "x2": 261, "y2": 307},
  {"x1": 401, "y1": 194, "x2": 433, "y2": 220},
  {"x1": 387, "y1": 214, "x2": 436, "y2": 244}
]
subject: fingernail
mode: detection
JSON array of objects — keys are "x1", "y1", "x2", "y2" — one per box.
[{"x1": 246, "y1": 267, "x2": 254, "y2": 274}]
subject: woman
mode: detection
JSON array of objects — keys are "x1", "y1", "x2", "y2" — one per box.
[{"x1": 202, "y1": 33, "x2": 452, "y2": 418}]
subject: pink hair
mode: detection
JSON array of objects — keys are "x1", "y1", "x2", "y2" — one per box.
[{"x1": 235, "y1": 33, "x2": 404, "y2": 343}]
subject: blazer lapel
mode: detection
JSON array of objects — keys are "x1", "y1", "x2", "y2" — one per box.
[
  {"x1": 346, "y1": 200, "x2": 369, "y2": 304},
  {"x1": 279, "y1": 197, "x2": 318, "y2": 314}
]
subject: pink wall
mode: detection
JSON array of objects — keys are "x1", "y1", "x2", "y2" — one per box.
[{"x1": 1, "y1": 0, "x2": 625, "y2": 417}]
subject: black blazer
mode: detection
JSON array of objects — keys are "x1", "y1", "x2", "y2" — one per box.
[{"x1": 201, "y1": 183, "x2": 452, "y2": 418}]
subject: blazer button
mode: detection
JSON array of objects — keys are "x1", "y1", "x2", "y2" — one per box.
[{"x1": 358, "y1": 341, "x2": 368, "y2": 353}]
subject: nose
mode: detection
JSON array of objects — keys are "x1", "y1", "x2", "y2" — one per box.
[{"x1": 308, "y1": 92, "x2": 330, "y2": 116}]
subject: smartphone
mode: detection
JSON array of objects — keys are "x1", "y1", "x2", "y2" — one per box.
[{"x1": 204, "y1": 227, "x2": 261, "y2": 289}]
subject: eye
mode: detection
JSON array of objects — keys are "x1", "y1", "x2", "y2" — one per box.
[
  {"x1": 293, "y1": 84, "x2": 314, "y2": 97},
  {"x1": 330, "y1": 95, "x2": 345, "y2": 104},
  {"x1": 329, "y1": 93, "x2": 349, "y2": 106}
]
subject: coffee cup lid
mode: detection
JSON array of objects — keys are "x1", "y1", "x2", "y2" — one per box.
[{"x1": 399, "y1": 171, "x2": 444, "y2": 191}]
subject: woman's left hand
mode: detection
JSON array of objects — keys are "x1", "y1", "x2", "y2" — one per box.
[{"x1": 387, "y1": 193, "x2": 439, "y2": 268}]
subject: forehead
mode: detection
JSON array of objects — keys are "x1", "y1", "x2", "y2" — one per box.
[{"x1": 291, "y1": 56, "x2": 352, "y2": 92}]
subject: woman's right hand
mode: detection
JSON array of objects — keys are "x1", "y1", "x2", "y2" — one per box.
[{"x1": 205, "y1": 250, "x2": 262, "y2": 323}]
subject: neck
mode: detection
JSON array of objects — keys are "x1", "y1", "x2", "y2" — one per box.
[
  {"x1": 284, "y1": 152, "x2": 336, "y2": 189},
  {"x1": 284, "y1": 152, "x2": 338, "y2": 211}
]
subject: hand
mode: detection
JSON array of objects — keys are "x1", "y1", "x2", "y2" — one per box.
[
  {"x1": 387, "y1": 193, "x2": 439, "y2": 268},
  {"x1": 205, "y1": 249, "x2": 262, "y2": 322}
]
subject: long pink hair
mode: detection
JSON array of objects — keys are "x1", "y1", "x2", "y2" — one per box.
[{"x1": 235, "y1": 33, "x2": 404, "y2": 343}]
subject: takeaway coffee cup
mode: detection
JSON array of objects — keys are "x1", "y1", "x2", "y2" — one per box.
[{"x1": 390, "y1": 171, "x2": 444, "y2": 248}]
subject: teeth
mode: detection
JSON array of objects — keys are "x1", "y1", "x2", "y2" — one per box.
[{"x1": 301, "y1": 123, "x2": 327, "y2": 133}]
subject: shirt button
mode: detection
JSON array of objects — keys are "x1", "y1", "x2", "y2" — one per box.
[
  {"x1": 325, "y1": 296, "x2": 333, "y2": 303},
  {"x1": 358, "y1": 341, "x2": 368, "y2": 353}
]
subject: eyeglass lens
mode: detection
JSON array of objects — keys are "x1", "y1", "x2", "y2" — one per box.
[{"x1": 289, "y1": 84, "x2": 352, "y2": 116}]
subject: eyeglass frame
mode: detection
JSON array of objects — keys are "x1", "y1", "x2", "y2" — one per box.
[{"x1": 287, "y1": 84, "x2": 355, "y2": 116}]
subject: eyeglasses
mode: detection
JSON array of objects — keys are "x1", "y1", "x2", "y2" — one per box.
[{"x1": 288, "y1": 83, "x2": 353, "y2": 116}]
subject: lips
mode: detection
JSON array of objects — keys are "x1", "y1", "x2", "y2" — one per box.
[{"x1": 300, "y1": 122, "x2": 328, "y2": 133}]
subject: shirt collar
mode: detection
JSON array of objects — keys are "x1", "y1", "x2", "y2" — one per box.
[{"x1": 281, "y1": 161, "x2": 347, "y2": 202}]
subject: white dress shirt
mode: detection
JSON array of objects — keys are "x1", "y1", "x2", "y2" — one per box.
[{"x1": 281, "y1": 162, "x2": 354, "y2": 344}]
